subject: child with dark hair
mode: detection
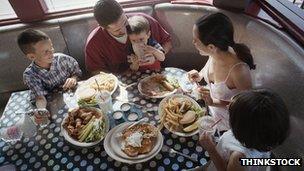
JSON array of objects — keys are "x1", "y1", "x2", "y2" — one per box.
[
  {"x1": 188, "y1": 12, "x2": 256, "y2": 131},
  {"x1": 18, "y1": 29, "x2": 82, "y2": 119},
  {"x1": 198, "y1": 89, "x2": 290, "y2": 171},
  {"x1": 126, "y1": 16, "x2": 165, "y2": 71}
]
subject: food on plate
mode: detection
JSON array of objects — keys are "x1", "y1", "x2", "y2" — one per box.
[
  {"x1": 77, "y1": 88, "x2": 98, "y2": 106},
  {"x1": 62, "y1": 107, "x2": 105, "y2": 143},
  {"x1": 88, "y1": 72, "x2": 116, "y2": 92},
  {"x1": 139, "y1": 74, "x2": 179, "y2": 97},
  {"x1": 179, "y1": 110, "x2": 197, "y2": 124},
  {"x1": 120, "y1": 123, "x2": 158, "y2": 157},
  {"x1": 158, "y1": 96, "x2": 206, "y2": 133}
]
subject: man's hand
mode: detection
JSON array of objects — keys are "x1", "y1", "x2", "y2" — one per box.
[{"x1": 63, "y1": 77, "x2": 77, "y2": 90}]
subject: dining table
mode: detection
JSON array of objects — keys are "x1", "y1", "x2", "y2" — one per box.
[{"x1": 0, "y1": 67, "x2": 210, "y2": 171}]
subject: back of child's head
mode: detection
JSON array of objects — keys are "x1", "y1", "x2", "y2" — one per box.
[
  {"x1": 126, "y1": 16, "x2": 150, "y2": 35},
  {"x1": 17, "y1": 29, "x2": 49, "y2": 55},
  {"x1": 229, "y1": 89, "x2": 290, "y2": 152}
]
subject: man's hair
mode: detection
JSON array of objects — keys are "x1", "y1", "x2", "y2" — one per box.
[
  {"x1": 94, "y1": 0, "x2": 123, "y2": 27},
  {"x1": 228, "y1": 89, "x2": 290, "y2": 152},
  {"x1": 17, "y1": 29, "x2": 49, "y2": 55},
  {"x1": 126, "y1": 16, "x2": 150, "y2": 35}
]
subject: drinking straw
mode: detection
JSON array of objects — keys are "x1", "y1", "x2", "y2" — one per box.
[{"x1": 210, "y1": 118, "x2": 222, "y2": 129}]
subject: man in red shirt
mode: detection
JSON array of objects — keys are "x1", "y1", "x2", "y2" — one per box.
[{"x1": 85, "y1": 0, "x2": 172, "y2": 74}]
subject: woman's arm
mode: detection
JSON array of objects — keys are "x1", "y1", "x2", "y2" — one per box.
[{"x1": 230, "y1": 64, "x2": 252, "y2": 90}]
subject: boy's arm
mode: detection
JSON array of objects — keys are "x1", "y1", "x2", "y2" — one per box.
[{"x1": 35, "y1": 95, "x2": 47, "y2": 109}]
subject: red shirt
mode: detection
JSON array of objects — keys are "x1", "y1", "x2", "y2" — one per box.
[{"x1": 85, "y1": 13, "x2": 171, "y2": 73}]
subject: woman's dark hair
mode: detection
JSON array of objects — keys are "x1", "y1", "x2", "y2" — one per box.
[
  {"x1": 229, "y1": 89, "x2": 290, "y2": 152},
  {"x1": 17, "y1": 29, "x2": 49, "y2": 55},
  {"x1": 196, "y1": 12, "x2": 256, "y2": 70},
  {"x1": 94, "y1": 0, "x2": 123, "y2": 27}
]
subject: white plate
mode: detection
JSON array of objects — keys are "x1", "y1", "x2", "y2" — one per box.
[
  {"x1": 138, "y1": 75, "x2": 177, "y2": 99},
  {"x1": 104, "y1": 122, "x2": 163, "y2": 164},
  {"x1": 178, "y1": 73, "x2": 197, "y2": 93},
  {"x1": 61, "y1": 107, "x2": 110, "y2": 147},
  {"x1": 158, "y1": 94, "x2": 204, "y2": 137},
  {"x1": 75, "y1": 73, "x2": 118, "y2": 98}
]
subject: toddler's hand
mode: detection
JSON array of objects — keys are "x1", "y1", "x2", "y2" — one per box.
[
  {"x1": 63, "y1": 77, "x2": 77, "y2": 90},
  {"x1": 199, "y1": 132, "x2": 216, "y2": 152},
  {"x1": 188, "y1": 70, "x2": 201, "y2": 82},
  {"x1": 143, "y1": 45, "x2": 156, "y2": 54}
]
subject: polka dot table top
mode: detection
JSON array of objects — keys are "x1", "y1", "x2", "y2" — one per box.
[{"x1": 0, "y1": 68, "x2": 209, "y2": 171}]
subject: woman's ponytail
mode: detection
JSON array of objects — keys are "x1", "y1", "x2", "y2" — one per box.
[{"x1": 232, "y1": 43, "x2": 256, "y2": 70}]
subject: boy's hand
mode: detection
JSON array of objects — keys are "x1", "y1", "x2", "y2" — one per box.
[
  {"x1": 33, "y1": 108, "x2": 50, "y2": 124},
  {"x1": 63, "y1": 77, "x2": 77, "y2": 90},
  {"x1": 199, "y1": 132, "x2": 216, "y2": 152}
]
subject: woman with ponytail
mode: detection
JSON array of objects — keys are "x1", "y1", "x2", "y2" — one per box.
[{"x1": 188, "y1": 12, "x2": 256, "y2": 131}]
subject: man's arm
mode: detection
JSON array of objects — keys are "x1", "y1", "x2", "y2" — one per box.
[{"x1": 162, "y1": 40, "x2": 172, "y2": 54}]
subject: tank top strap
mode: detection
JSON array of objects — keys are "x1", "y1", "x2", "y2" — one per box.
[{"x1": 224, "y1": 62, "x2": 248, "y2": 82}]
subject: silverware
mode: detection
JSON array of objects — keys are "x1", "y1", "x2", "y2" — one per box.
[
  {"x1": 118, "y1": 81, "x2": 137, "y2": 88},
  {"x1": 113, "y1": 98, "x2": 156, "y2": 112},
  {"x1": 162, "y1": 145, "x2": 199, "y2": 163},
  {"x1": 127, "y1": 117, "x2": 149, "y2": 129}
]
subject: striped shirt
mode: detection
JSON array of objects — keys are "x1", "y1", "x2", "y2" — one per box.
[{"x1": 23, "y1": 53, "x2": 82, "y2": 100}]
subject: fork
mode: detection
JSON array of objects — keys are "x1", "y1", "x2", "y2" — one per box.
[{"x1": 162, "y1": 145, "x2": 199, "y2": 163}]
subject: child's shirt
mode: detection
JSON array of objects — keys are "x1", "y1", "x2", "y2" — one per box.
[
  {"x1": 23, "y1": 53, "x2": 82, "y2": 101},
  {"x1": 128, "y1": 37, "x2": 165, "y2": 71},
  {"x1": 208, "y1": 130, "x2": 271, "y2": 171}
]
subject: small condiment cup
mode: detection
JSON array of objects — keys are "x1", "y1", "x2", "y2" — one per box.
[{"x1": 120, "y1": 103, "x2": 131, "y2": 112}]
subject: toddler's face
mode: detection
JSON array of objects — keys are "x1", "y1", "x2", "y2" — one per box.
[
  {"x1": 30, "y1": 39, "x2": 54, "y2": 64},
  {"x1": 129, "y1": 31, "x2": 150, "y2": 45}
]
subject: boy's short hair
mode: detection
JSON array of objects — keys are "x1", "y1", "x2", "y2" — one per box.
[
  {"x1": 229, "y1": 89, "x2": 290, "y2": 152},
  {"x1": 126, "y1": 16, "x2": 150, "y2": 35},
  {"x1": 17, "y1": 29, "x2": 49, "y2": 55},
  {"x1": 94, "y1": 0, "x2": 123, "y2": 27}
]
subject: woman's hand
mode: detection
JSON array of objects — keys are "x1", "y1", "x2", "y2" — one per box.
[
  {"x1": 199, "y1": 132, "x2": 216, "y2": 152},
  {"x1": 197, "y1": 86, "x2": 213, "y2": 105},
  {"x1": 188, "y1": 70, "x2": 202, "y2": 82}
]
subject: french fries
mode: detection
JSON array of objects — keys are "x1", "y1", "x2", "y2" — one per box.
[
  {"x1": 158, "y1": 96, "x2": 207, "y2": 134},
  {"x1": 88, "y1": 72, "x2": 116, "y2": 92}
]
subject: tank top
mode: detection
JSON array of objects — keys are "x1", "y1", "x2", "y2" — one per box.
[
  {"x1": 202, "y1": 59, "x2": 249, "y2": 131},
  {"x1": 208, "y1": 130, "x2": 271, "y2": 171}
]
